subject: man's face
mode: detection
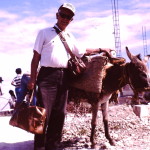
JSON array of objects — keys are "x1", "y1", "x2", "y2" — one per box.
[{"x1": 56, "y1": 8, "x2": 74, "y2": 30}]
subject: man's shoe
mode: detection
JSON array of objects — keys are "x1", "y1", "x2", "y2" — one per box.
[{"x1": 34, "y1": 147, "x2": 45, "y2": 150}]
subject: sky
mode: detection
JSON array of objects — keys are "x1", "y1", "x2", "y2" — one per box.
[{"x1": 0, "y1": 0, "x2": 150, "y2": 93}]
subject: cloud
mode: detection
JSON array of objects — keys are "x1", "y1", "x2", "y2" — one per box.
[
  {"x1": 0, "y1": 52, "x2": 32, "y2": 80},
  {"x1": 0, "y1": 15, "x2": 50, "y2": 54},
  {"x1": 0, "y1": 0, "x2": 150, "y2": 80},
  {"x1": 118, "y1": 7, "x2": 150, "y2": 56},
  {"x1": 70, "y1": 15, "x2": 114, "y2": 48},
  {"x1": 0, "y1": 10, "x2": 18, "y2": 20}
]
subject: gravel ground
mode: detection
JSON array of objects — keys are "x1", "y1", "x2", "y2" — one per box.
[
  {"x1": 62, "y1": 102, "x2": 150, "y2": 150},
  {"x1": 0, "y1": 100, "x2": 150, "y2": 150}
]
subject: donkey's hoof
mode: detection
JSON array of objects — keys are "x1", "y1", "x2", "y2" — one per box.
[
  {"x1": 91, "y1": 143, "x2": 96, "y2": 149},
  {"x1": 110, "y1": 140, "x2": 115, "y2": 146},
  {"x1": 91, "y1": 144, "x2": 100, "y2": 149}
]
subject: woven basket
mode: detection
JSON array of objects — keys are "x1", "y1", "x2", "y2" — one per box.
[{"x1": 70, "y1": 55, "x2": 107, "y2": 93}]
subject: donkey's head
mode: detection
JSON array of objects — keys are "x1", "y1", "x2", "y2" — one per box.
[{"x1": 126, "y1": 47, "x2": 150, "y2": 92}]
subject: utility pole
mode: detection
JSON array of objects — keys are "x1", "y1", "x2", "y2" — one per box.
[
  {"x1": 142, "y1": 26, "x2": 149, "y2": 68},
  {"x1": 111, "y1": 0, "x2": 121, "y2": 57},
  {"x1": 142, "y1": 26, "x2": 148, "y2": 56}
]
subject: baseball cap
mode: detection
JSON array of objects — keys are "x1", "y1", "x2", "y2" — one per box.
[{"x1": 58, "y1": 3, "x2": 75, "y2": 15}]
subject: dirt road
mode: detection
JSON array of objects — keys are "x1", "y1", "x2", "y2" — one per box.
[{"x1": 0, "y1": 104, "x2": 150, "y2": 150}]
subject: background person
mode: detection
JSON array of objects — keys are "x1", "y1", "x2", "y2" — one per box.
[
  {"x1": 11, "y1": 68, "x2": 22, "y2": 101},
  {"x1": 0, "y1": 77, "x2": 3, "y2": 96},
  {"x1": 17, "y1": 72, "x2": 37, "y2": 106},
  {"x1": 28, "y1": 3, "x2": 113, "y2": 150}
]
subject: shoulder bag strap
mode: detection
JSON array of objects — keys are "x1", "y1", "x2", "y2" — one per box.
[
  {"x1": 28, "y1": 89, "x2": 35, "y2": 104},
  {"x1": 53, "y1": 26, "x2": 75, "y2": 58}
]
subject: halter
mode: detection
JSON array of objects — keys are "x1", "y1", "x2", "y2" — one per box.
[{"x1": 124, "y1": 62, "x2": 147, "y2": 93}]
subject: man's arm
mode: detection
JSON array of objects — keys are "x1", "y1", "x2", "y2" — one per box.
[
  {"x1": 28, "y1": 50, "x2": 41, "y2": 90},
  {"x1": 85, "y1": 48, "x2": 113, "y2": 56}
]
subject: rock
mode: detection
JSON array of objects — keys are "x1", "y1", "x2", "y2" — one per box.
[{"x1": 133, "y1": 105, "x2": 150, "y2": 118}]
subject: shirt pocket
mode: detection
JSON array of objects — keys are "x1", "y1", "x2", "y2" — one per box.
[{"x1": 42, "y1": 40, "x2": 55, "y2": 49}]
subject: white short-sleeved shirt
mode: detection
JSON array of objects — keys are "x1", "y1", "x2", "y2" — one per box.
[{"x1": 33, "y1": 25, "x2": 86, "y2": 68}]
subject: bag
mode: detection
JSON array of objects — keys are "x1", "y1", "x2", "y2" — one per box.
[
  {"x1": 68, "y1": 56, "x2": 86, "y2": 78},
  {"x1": 9, "y1": 101, "x2": 46, "y2": 134},
  {"x1": 53, "y1": 27, "x2": 86, "y2": 78},
  {"x1": 70, "y1": 55, "x2": 107, "y2": 93}
]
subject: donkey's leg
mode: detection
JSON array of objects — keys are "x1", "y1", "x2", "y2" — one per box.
[
  {"x1": 90, "y1": 102, "x2": 99, "y2": 148},
  {"x1": 101, "y1": 101, "x2": 115, "y2": 146},
  {"x1": 132, "y1": 91, "x2": 140, "y2": 105}
]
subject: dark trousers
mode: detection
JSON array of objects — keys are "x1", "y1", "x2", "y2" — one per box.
[
  {"x1": 34, "y1": 67, "x2": 69, "y2": 150},
  {"x1": 15, "y1": 87, "x2": 21, "y2": 101}
]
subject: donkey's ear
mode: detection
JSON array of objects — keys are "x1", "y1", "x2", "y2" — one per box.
[
  {"x1": 136, "y1": 54, "x2": 142, "y2": 60},
  {"x1": 126, "y1": 47, "x2": 141, "y2": 63},
  {"x1": 126, "y1": 47, "x2": 134, "y2": 60}
]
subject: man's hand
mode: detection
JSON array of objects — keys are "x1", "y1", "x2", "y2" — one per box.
[{"x1": 27, "y1": 80, "x2": 35, "y2": 90}]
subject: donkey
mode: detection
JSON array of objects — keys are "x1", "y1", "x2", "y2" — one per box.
[{"x1": 68, "y1": 47, "x2": 150, "y2": 148}]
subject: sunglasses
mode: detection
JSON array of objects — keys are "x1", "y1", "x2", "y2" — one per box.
[{"x1": 59, "y1": 12, "x2": 73, "y2": 20}]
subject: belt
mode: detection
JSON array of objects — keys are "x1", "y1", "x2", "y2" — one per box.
[{"x1": 41, "y1": 66, "x2": 67, "y2": 71}]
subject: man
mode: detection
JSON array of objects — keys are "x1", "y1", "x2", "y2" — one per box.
[
  {"x1": 28, "y1": 3, "x2": 112, "y2": 150},
  {"x1": 0, "y1": 77, "x2": 3, "y2": 95},
  {"x1": 11, "y1": 68, "x2": 22, "y2": 101},
  {"x1": 17, "y1": 72, "x2": 37, "y2": 105}
]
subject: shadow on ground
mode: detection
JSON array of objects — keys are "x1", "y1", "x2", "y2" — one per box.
[{"x1": 0, "y1": 140, "x2": 34, "y2": 150}]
